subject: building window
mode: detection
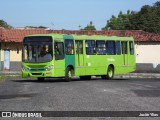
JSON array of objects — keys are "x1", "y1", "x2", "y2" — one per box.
[
  {"x1": 17, "y1": 48, "x2": 19, "y2": 54},
  {"x1": 96, "y1": 40, "x2": 106, "y2": 55},
  {"x1": 86, "y1": 40, "x2": 96, "y2": 55}
]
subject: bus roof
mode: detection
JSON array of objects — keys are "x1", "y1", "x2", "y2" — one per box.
[
  {"x1": 24, "y1": 34, "x2": 134, "y2": 41},
  {"x1": 72, "y1": 34, "x2": 134, "y2": 41}
]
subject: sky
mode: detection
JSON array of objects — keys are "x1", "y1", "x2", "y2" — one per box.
[{"x1": 0, "y1": 0, "x2": 158, "y2": 30}]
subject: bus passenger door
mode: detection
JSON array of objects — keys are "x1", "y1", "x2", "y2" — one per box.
[
  {"x1": 121, "y1": 41, "x2": 128, "y2": 66},
  {"x1": 128, "y1": 41, "x2": 136, "y2": 72},
  {"x1": 75, "y1": 40, "x2": 85, "y2": 75},
  {"x1": 54, "y1": 41, "x2": 65, "y2": 77}
]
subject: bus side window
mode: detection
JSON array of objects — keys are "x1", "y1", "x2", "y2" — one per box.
[
  {"x1": 96, "y1": 40, "x2": 106, "y2": 55},
  {"x1": 116, "y1": 41, "x2": 121, "y2": 55},
  {"x1": 76, "y1": 41, "x2": 83, "y2": 54},
  {"x1": 86, "y1": 40, "x2": 96, "y2": 55},
  {"x1": 55, "y1": 42, "x2": 64, "y2": 60},
  {"x1": 121, "y1": 41, "x2": 128, "y2": 54},
  {"x1": 129, "y1": 41, "x2": 134, "y2": 55},
  {"x1": 106, "y1": 41, "x2": 116, "y2": 55},
  {"x1": 65, "y1": 40, "x2": 74, "y2": 55}
]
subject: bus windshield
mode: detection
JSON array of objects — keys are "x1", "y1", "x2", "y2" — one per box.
[{"x1": 22, "y1": 36, "x2": 53, "y2": 63}]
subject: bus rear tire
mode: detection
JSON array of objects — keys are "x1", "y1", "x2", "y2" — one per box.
[
  {"x1": 37, "y1": 77, "x2": 45, "y2": 82},
  {"x1": 101, "y1": 66, "x2": 114, "y2": 80},
  {"x1": 106, "y1": 66, "x2": 114, "y2": 79}
]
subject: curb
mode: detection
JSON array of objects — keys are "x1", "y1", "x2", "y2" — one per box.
[
  {"x1": 0, "y1": 71, "x2": 21, "y2": 75},
  {"x1": 115, "y1": 73, "x2": 160, "y2": 79}
]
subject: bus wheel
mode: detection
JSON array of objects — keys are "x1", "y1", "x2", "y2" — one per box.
[
  {"x1": 106, "y1": 66, "x2": 114, "y2": 79},
  {"x1": 65, "y1": 67, "x2": 73, "y2": 82},
  {"x1": 37, "y1": 77, "x2": 45, "y2": 82}
]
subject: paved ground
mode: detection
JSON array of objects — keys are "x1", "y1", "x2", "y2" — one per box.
[{"x1": 0, "y1": 77, "x2": 160, "y2": 120}]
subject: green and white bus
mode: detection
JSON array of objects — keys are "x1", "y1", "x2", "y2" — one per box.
[{"x1": 22, "y1": 34, "x2": 136, "y2": 81}]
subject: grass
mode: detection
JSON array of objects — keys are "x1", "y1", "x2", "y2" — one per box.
[
  {"x1": 0, "y1": 75, "x2": 21, "y2": 82},
  {"x1": 0, "y1": 75, "x2": 7, "y2": 82}
]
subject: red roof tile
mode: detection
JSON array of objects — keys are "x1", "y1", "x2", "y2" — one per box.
[{"x1": 0, "y1": 28, "x2": 160, "y2": 42}]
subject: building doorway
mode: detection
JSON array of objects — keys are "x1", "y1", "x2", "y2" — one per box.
[{"x1": 4, "y1": 49, "x2": 10, "y2": 70}]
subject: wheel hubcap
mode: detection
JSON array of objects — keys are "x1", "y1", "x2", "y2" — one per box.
[
  {"x1": 108, "y1": 69, "x2": 113, "y2": 77},
  {"x1": 68, "y1": 71, "x2": 72, "y2": 78}
]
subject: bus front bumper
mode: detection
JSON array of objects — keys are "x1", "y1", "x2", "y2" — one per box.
[{"x1": 22, "y1": 70, "x2": 54, "y2": 78}]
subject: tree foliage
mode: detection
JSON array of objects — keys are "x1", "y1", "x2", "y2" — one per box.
[
  {"x1": 102, "y1": 1, "x2": 160, "y2": 33},
  {"x1": 83, "y1": 21, "x2": 96, "y2": 30},
  {"x1": 129, "y1": 1, "x2": 160, "y2": 33},
  {"x1": 25, "y1": 26, "x2": 48, "y2": 29},
  {"x1": 0, "y1": 19, "x2": 13, "y2": 29},
  {"x1": 102, "y1": 10, "x2": 131, "y2": 30}
]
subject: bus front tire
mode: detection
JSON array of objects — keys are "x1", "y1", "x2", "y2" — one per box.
[{"x1": 65, "y1": 67, "x2": 73, "y2": 82}]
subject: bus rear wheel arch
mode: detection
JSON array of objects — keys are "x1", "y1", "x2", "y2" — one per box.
[{"x1": 101, "y1": 65, "x2": 114, "y2": 80}]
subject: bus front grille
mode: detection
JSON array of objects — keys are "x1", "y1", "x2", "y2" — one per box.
[
  {"x1": 30, "y1": 68, "x2": 45, "y2": 71},
  {"x1": 31, "y1": 73, "x2": 43, "y2": 76},
  {"x1": 27, "y1": 65, "x2": 46, "y2": 68}
]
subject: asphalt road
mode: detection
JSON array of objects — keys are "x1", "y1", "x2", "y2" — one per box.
[{"x1": 0, "y1": 77, "x2": 160, "y2": 120}]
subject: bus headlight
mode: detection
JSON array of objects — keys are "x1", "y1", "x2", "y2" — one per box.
[
  {"x1": 22, "y1": 66, "x2": 30, "y2": 71},
  {"x1": 46, "y1": 65, "x2": 54, "y2": 71}
]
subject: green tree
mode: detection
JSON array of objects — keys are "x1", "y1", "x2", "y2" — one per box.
[
  {"x1": 0, "y1": 19, "x2": 13, "y2": 29},
  {"x1": 102, "y1": 10, "x2": 131, "y2": 30},
  {"x1": 129, "y1": 1, "x2": 160, "y2": 33},
  {"x1": 153, "y1": 1, "x2": 160, "y2": 8},
  {"x1": 103, "y1": 1, "x2": 160, "y2": 33},
  {"x1": 25, "y1": 26, "x2": 48, "y2": 29},
  {"x1": 83, "y1": 21, "x2": 96, "y2": 30}
]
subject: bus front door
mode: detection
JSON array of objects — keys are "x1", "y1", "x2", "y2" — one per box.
[{"x1": 75, "y1": 40, "x2": 85, "y2": 75}]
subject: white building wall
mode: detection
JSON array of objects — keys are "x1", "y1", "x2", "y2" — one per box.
[{"x1": 135, "y1": 42, "x2": 160, "y2": 67}]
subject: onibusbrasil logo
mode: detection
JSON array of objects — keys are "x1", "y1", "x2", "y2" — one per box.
[{"x1": 2, "y1": 112, "x2": 42, "y2": 118}]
